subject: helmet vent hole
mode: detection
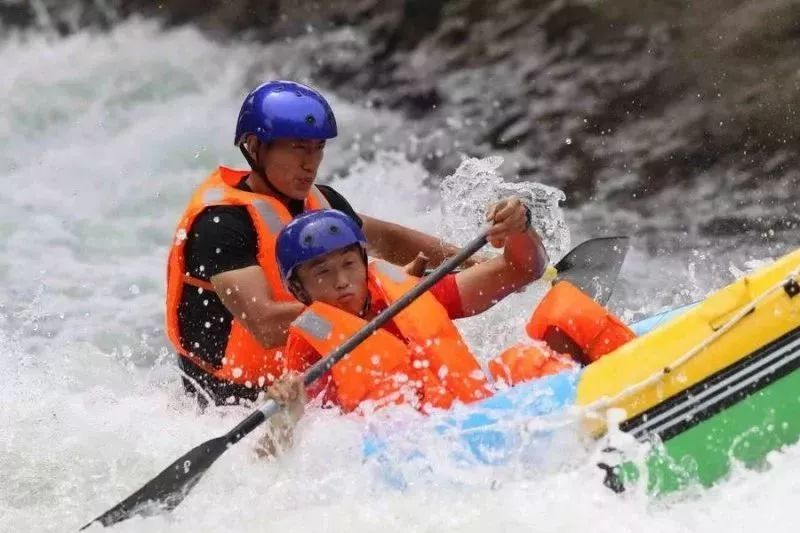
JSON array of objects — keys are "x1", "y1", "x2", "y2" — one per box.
[
  {"x1": 303, "y1": 235, "x2": 314, "y2": 245},
  {"x1": 305, "y1": 114, "x2": 316, "y2": 125},
  {"x1": 329, "y1": 225, "x2": 339, "y2": 234}
]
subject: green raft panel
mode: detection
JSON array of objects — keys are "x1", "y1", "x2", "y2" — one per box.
[{"x1": 611, "y1": 325, "x2": 800, "y2": 493}]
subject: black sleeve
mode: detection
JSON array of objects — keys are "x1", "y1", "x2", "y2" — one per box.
[
  {"x1": 316, "y1": 184, "x2": 363, "y2": 227},
  {"x1": 184, "y1": 206, "x2": 259, "y2": 280}
]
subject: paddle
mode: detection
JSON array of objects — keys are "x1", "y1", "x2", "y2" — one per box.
[
  {"x1": 425, "y1": 236, "x2": 630, "y2": 306},
  {"x1": 546, "y1": 236, "x2": 630, "y2": 305},
  {"x1": 81, "y1": 230, "x2": 492, "y2": 530}
]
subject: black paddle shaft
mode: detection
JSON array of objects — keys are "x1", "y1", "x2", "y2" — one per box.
[{"x1": 82, "y1": 231, "x2": 489, "y2": 530}]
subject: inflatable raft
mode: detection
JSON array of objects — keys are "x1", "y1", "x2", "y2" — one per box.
[{"x1": 364, "y1": 248, "x2": 800, "y2": 494}]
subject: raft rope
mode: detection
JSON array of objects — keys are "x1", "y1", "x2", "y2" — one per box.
[{"x1": 578, "y1": 266, "x2": 800, "y2": 420}]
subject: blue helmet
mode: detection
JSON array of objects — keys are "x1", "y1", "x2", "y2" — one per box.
[
  {"x1": 234, "y1": 80, "x2": 337, "y2": 146},
  {"x1": 276, "y1": 209, "x2": 367, "y2": 284}
]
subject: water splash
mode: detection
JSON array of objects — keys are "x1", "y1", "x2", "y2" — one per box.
[
  {"x1": 439, "y1": 156, "x2": 570, "y2": 259},
  {"x1": 436, "y1": 156, "x2": 571, "y2": 358}
]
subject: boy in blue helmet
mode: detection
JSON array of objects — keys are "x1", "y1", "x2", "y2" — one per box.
[
  {"x1": 263, "y1": 208, "x2": 634, "y2": 449},
  {"x1": 264, "y1": 201, "x2": 551, "y2": 417},
  {"x1": 168, "y1": 80, "x2": 487, "y2": 407}
]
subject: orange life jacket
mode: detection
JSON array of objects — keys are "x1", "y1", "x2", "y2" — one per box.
[
  {"x1": 488, "y1": 341, "x2": 577, "y2": 386},
  {"x1": 165, "y1": 166, "x2": 330, "y2": 388},
  {"x1": 525, "y1": 280, "x2": 636, "y2": 365},
  {"x1": 285, "y1": 260, "x2": 493, "y2": 413},
  {"x1": 487, "y1": 281, "x2": 634, "y2": 386}
]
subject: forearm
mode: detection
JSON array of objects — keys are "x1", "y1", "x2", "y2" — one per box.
[
  {"x1": 211, "y1": 266, "x2": 306, "y2": 348},
  {"x1": 242, "y1": 301, "x2": 306, "y2": 348},
  {"x1": 360, "y1": 214, "x2": 479, "y2": 267},
  {"x1": 257, "y1": 374, "x2": 305, "y2": 459},
  {"x1": 456, "y1": 196, "x2": 549, "y2": 316},
  {"x1": 257, "y1": 410, "x2": 297, "y2": 459},
  {"x1": 503, "y1": 229, "x2": 549, "y2": 280}
]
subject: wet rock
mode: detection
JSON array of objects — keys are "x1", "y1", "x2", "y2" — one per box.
[
  {"x1": 538, "y1": 0, "x2": 594, "y2": 45},
  {"x1": 0, "y1": 0, "x2": 116, "y2": 34},
  {"x1": 0, "y1": 1, "x2": 34, "y2": 30},
  {"x1": 385, "y1": 85, "x2": 443, "y2": 119},
  {"x1": 700, "y1": 214, "x2": 800, "y2": 238},
  {"x1": 487, "y1": 112, "x2": 531, "y2": 149}
]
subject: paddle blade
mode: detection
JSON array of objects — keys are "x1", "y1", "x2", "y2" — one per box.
[
  {"x1": 554, "y1": 236, "x2": 629, "y2": 305},
  {"x1": 82, "y1": 436, "x2": 229, "y2": 529}
]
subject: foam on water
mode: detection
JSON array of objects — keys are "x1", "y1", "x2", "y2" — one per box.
[{"x1": 2, "y1": 20, "x2": 799, "y2": 533}]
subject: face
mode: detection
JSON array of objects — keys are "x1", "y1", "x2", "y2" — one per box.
[
  {"x1": 250, "y1": 137, "x2": 326, "y2": 200},
  {"x1": 294, "y1": 246, "x2": 369, "y2": 315}
]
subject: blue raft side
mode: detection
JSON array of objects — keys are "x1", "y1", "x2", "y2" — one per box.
[
  {"x1": 630, "y1": 302, "x2": 696, "y2": 336},
  {"x1": 362, "y1": 304, "x2": 686, "y2": 482},
  {"x1": 362, "y1": 369, "x2": 582, "y2": 473},
  {"x1": 433, "y1": 368, "x2": 582, "y2": 465}
]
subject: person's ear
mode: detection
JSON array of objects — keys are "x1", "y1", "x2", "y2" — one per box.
[
  {"x1": 244, "y1": 135, "x2": 260, "y2": 158},
  {"x1": 289, "y1": 278, "x2": 311, "y2": 305}
]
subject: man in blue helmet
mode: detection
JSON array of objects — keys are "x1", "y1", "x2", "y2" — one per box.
[{"x1": 166, "y1": 80, "x2": 480, "y2": 406}]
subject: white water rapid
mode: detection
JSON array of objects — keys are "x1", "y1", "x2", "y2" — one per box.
[{"x1": 2, "y1": 21, "x2": 799, "y2": 533}]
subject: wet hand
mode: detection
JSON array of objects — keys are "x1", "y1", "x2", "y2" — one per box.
[
  {"x1": 257, "y1": 372, "x2": 306, "y2": 458},
  {"x1": 403, "y1": 252, "x2": 430, "y2": 277},
  {"x1": 266, "y1": 372, "x2": 306, "y2": 423},
  {"x1": 485, "y1": 197, "x2": 530, "y2": 248}
]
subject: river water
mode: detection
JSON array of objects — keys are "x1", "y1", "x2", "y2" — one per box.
[{"x1": 2, "y1": 21, "x2": 798, "y2": 532}]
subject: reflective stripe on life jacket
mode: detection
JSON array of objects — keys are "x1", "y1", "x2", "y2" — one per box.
[
  {"x1": 165, "y1": 166, "x2": 330, "y2": 388},
  {"x1": 286, "y1": 260, "x2": 492, "y2": 412},
  {"x1": 525, "y1": 281, "x2": 635, "y2": 365}
]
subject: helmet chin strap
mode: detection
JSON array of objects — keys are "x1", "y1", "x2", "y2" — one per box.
[
  {"x1": 358, "y1": 293, "x2": 371, "y2": 318},
  {"x1": 238, "y1": 142, "x2": 289, "y2": 201},
  {"x1": 238, "y1": 143, "x2": 261, "y2": 174},
  {"x1": 357, "y1": 254, "x2": 371, "y2": 317}
]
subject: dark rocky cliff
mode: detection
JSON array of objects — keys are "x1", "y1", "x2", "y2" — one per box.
[{"x1": 4, "y1": 0, "x2": 799, "y2": 247}]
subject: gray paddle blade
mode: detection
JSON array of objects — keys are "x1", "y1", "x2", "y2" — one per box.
[
  {"x1": 553, "y1": 236, "x2": 630, "y2": 305},
  {"x1": 81, "y1": 435, "x2": 229, "y2": 529}
]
